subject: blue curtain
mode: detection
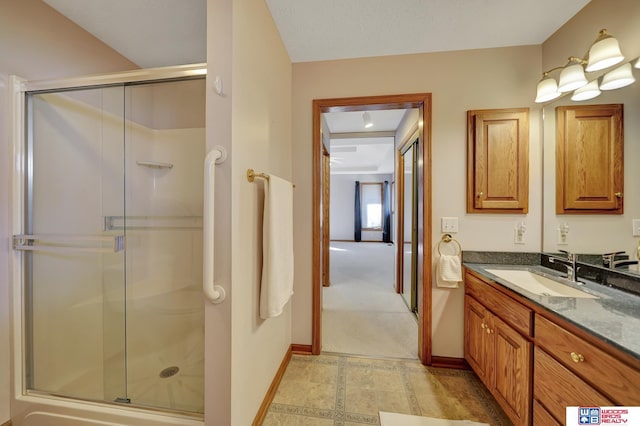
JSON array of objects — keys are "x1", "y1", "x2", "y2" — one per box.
[
  {"x1": 354, "y1": 181, "x2": 361, "y2": 242},
  {"x1": 382, "y1": 180, "x2": 391, "y2": 243}
]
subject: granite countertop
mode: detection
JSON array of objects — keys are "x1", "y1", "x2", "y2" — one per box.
[{"x1": 464, "y1": 262, "x2": 640, "y2": 360}]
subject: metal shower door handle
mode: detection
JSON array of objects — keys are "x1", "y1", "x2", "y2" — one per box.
[{"x1": 12, "y1": 234, "x2": 125, "y2": 253}]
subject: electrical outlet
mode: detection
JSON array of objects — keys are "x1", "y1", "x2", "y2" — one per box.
[
  {"x1": 633, "y1": 219, "x2": 640, "y2": 237},
  {"x1": 557, "y1": 229, "x2": 569, "y2": 245},
  {"x1": 441, "y1": 217, "x2": 458, "y2": 233},
  {"x1": 514, "y1": 228, "x2": 525, "y2": 244}
]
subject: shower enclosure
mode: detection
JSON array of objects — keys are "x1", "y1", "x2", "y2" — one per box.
[{"x1": 12, "y1": 66, "x2": 207, "y2": 420}]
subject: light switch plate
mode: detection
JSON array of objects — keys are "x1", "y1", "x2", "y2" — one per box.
[
  {"x1": 441, "y1": 217, "x2": 458, "y2": 233},
  {"x1": 633, "y1": 219, "x2": 640, "y2": 237}
]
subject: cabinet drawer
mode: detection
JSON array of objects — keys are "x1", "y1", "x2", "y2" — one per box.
[
  {"x1": 534, "y1": 347, "x2": 612, "y2": 422},
  {"x1": 535, "y1": 314, "x2": 640, "y2": 405},
  {"x1": 533, "y1": 400, "x2": 561, "y2": 426},
  {"x1": 465, "y1": 272, "x2": 532, "y2": 336}
]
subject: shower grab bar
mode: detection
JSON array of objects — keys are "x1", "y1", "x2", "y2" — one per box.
[
  {"x1": 203, "y1": 146, "x2": 227, "y2": 304},
  {"x1": 12, "y1": 234, "x2": 125, "y2": 253}
]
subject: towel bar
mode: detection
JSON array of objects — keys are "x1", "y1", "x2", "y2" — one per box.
[{"x1": 247, "y1": 168, "x2": 295, "y2": 187}]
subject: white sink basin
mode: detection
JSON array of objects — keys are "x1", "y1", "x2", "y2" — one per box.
[{"x1": 484, "y1": 269, "x2": 598, "y2": 299}]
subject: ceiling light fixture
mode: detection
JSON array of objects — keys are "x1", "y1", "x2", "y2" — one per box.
[
  {"x1": 362, "y1": 111, "x2": 373, "y2": 129},
  {"x1": 534, "y1": 29, "x2": 635, "y2": 104}
]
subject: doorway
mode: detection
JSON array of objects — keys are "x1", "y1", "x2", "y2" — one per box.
[{"x1": 312, "y1": 94, "x2": 432, "y2": 365}]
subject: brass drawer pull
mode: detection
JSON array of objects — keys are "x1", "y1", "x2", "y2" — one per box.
[{"x1": 570, "y1": 352, "x2": 585, "y2": 363}]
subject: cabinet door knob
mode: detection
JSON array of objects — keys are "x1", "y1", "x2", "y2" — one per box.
[
  {"x1": 485, "y1": 328, "x2": 493, "y2": 335},
  {"x1": 477, "y1": 191, "x2": 484, "y2": 198},
  {"x1": 570, "y1": 352, "x2": 585, "y2": 363},
  {"x1": 481, "y1": 322, "x2": 487, "y2": 329},
  {"x1": 615, "y1": 192, "x2": 623, "y2": 198}
]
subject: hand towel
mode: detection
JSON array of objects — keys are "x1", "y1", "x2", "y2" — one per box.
[
  {"x1": 436, "y1": 255, "x2": 462, "y2": 288},
  {"x1": 260, "y1": 174, "x2": 295, "y2": 319}
]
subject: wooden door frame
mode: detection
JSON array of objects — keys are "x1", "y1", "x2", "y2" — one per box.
[{"x1": 311, "y1": 93, "x2": 433, "y2": 365}]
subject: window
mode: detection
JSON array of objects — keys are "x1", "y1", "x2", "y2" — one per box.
[{"x1": 360, "y1": 183, "x2": 383, "y2": 230}]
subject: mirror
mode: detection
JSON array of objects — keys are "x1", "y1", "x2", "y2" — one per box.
[
  {"x1": 400, "y1": 141, "x2": 418, "y2": 314},
  {"x1": 542, "y1": 58, "x2": 640, "y2": 274}
]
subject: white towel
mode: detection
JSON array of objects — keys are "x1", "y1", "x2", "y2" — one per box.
[
  {"x1": 436, "y1": 255, "x2": 462, "y2": 288},
  {"x1": 260, "y1": 174, "x2": 295, "y2": 319}
]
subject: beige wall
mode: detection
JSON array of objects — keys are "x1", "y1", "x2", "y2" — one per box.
[
  {"x1": 542, "y1": 0, "x2": 640, "y2": 71},
  {"x1": 230, "y1": 0, "x2": 292, "y2": 422},
  {"x1": 0, "y1": 1, "x2": 137, "y2": 423},
  {"x1": 206, "y1": 0, "x2": 293, "y2": 424},
  {"x1": 0, "y1": 0, "x2": 139, "y2": 79},
  {"x1": 291, "y1": 46, "x2": 543, "y2": 357}
]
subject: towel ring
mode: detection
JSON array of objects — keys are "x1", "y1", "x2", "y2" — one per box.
[{"x1": 438, "y1": 233, "x2": 461, "y2": 256}]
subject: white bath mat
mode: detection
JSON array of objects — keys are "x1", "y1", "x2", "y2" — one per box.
[{"x1": 379, "y1": 412, "x2": 489, "y2": 426}]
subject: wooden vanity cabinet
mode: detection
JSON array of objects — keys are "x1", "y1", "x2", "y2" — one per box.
[
  {"x1": 534, "y1": 314, "x2": 640, "y2": 423},
  {"x1": 464, "y1": 273, "x2": 532, "y2": 426},
  {"x1": 467, "y1": 108, "x2": 529, "y2": 213},
  {"x1": 534, "y1": 346, "x2": 613, "y2": 423},
  {"x1": 464, "y1": 268, "x2": 640, "y2": 426}
]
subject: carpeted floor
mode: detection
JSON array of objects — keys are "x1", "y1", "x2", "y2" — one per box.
[
  {"x1": 322, "y1": 242, "x2": 418, "y2": 359},
  {"x1": 262, "y1": 354, "x2": 512, "y2": 425}
]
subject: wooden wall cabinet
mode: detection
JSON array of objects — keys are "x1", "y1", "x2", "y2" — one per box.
[
  {"x1": 556, "y1": 104, "x2": 624, "y2": 214},
  {"x1": 467, "y1": 108, "x2": 529, "y2": 213},
  {"x1": 464, "y1": 274, "x2": 532, "y2": 426}
]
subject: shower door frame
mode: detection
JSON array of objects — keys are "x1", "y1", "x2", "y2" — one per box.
[{"x1": 9, "y1": 64, "x2": 207, "y2": 425}]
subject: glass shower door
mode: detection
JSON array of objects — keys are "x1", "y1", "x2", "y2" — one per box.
[
  {"x1": 121, "y1": 79, "x2": 205, "y2": 413},
  {"x1": 22, "y1": 86, "x2": 127, "y2": 403},
  {"x1": 18, "y1": 76, "x2": 206, "y2": 414}
]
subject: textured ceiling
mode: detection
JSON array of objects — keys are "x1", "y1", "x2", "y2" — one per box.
[{"x1": 265, "y1": 0, "x2": 591, "y2": 63}]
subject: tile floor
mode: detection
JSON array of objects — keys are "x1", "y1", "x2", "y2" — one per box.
[{"x1": 262, "y1": 353, "x2": 512, "y2": 425}]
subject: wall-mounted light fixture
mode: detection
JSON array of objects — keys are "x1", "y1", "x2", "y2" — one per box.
[
  {"x1": 535, "y1": 29, "x2": 636, "y2": 103},
  {"x1": 362, "y1": 111, "x2": 373, "y2": 128}
]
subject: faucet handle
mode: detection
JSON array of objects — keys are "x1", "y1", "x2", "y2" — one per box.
[{"x1": 602, "y1": 251, "x2": 625, "y2": 258}]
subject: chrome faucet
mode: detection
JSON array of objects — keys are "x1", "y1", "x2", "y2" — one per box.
[
  {"x1": 602, "y1": 251, "x2": 625, "y2": 268},
  {"x1": 549, "y1": 251, "x2": 579, "y2": 282},
  {"x1": 602, "y1": 251, "x2": 639, "y2": 269}
]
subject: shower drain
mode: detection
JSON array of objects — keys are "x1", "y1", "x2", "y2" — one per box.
[{"x1": 159, "y1": 366, "x2": 180, "y2": 378}]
